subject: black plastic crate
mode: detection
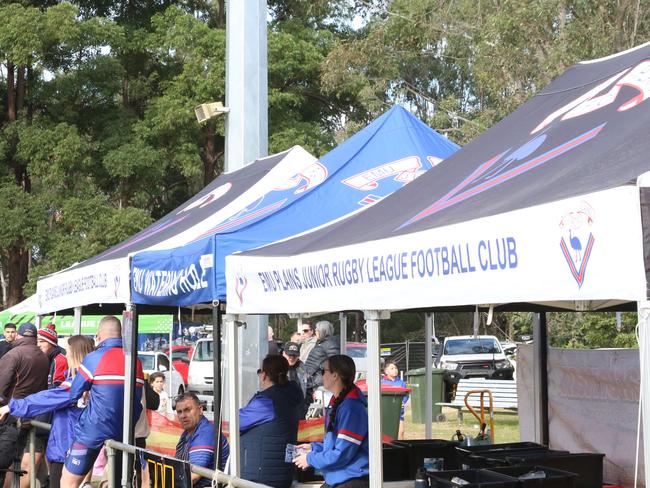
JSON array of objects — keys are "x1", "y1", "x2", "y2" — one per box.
[
  {"x1": 383, "y1": 443, "x2": 410, "y2": 481},
  {"x1": 428, "y1": 469, "x2": 520, "y2": 488},
  {"x1": 457, "y1": 442, "x2": 548, "y2": 457},
  {"x1": 504, "y1": 452, "x2": 604, "y2": 488},
  {"x1": 488, "y1": 465, "x2": 578, "y2": 488},
  {"x1": 392, "y1": 439, "x2": 461, "y2": 476},
  {"x1": 463, "y1": 450, "x2": 567, "y2": 469}
]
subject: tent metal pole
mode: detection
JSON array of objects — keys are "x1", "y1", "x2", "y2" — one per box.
[
  {"x1": 425, "y1": 313, "x2": 434, "y2": 438},
  {"x1": 73, "y1": 306, "x2": 82, "y2": 335},
  {"x1": 121, "y1": 304, "x2": 138, "y2": 488},
  {"x1": 213, "y1": 302, "x2": 223, "y2": 466},
  {"x1": 533, "y1": 312, "x2": 549, "y2": 445},
  {"x1": 364, "y1": 310, "x2": 387, "y2": 487},
  {"x1": 225, "y1": 313, "x2": 241, "y2": 476},
  {"x1": 637, "y1": 301, "x2": 650, "y2": 488},
  {"x1": 339, "y1": 312, "x2": 347, "y2": 354}
]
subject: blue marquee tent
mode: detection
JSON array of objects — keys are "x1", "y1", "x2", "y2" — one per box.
[{"x1": 131, "y1": 105, "x2": 459, "y2": 305}]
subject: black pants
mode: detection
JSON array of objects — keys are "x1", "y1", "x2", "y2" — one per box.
[
  {"x1": 49, "y1": 462, "x2": 63, "y2": 488},
  {"x1": 322, "y1": 476, "x2": 370, "y2": 488}
]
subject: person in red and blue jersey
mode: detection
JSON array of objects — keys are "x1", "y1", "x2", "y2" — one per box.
[
  {"x1": 175, "y1": 392, "x2": 229, "y2": 487},
  {"x1": 294, "y1": 355, "x2": 369, "y2": 488},
  {"x1": 381, "y1": 360, "x2": 409, "y2": 440},
  {"x1": 0, "y1": 336, "x2": 95, "y2": 488},
  {"x1": 60, "y1": 316, "x2": 145, "y2": 488}
]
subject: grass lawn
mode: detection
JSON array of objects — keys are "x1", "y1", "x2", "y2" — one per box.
[{"x1": 402, "y1": 403, "x2": 520, "y2": 444}]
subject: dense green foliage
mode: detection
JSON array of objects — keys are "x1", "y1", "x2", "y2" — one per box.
[{"x1": 1, "y1": 1, "x2": 649, "y2": 350}]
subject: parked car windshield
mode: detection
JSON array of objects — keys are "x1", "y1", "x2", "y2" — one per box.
[
  {"x1": 444, "y1": 338, "x2": 501, "y2": 355},
  {"x1": 194, "y1": 340, "x2": 213, "y2": 361},
  {"x1": 138, "y1": 354, "x2": 156, "y2": 370}
]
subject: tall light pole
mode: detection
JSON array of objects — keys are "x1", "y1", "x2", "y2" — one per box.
[
  {"x1": 223, "y1": 0, "x2": 268, "y2": 478},
  {"x1": 225, "y1": 0, "x2": 268, "y2": 170}
]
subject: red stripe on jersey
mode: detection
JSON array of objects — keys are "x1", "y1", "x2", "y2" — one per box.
[{"x1": 338, "y1": 428, "x2": 363, "y2": 441}]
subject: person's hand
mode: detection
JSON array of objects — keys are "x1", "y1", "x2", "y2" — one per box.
[
  {"x1": 296, "y1": 443, "x2": 312, "y2": 453},
  {"x1": 293, "y1": 453, "x2": 309, "y2": 470},
  {"x1": 0, "y1": 405, "x2": 10, "y2": 422}
]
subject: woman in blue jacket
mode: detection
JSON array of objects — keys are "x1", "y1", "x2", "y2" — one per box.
[
  {"x1": 240, "y1": 354, "x2": 303, "y2": 488},
  {"x1": 293, "y1": 355, "x2": 369, "y2": 488},
  {"x1": 0, "y1": 335, "x2": 95, "y2": 488}
]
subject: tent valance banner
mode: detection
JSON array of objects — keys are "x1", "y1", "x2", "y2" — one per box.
[
  {"x1": 226, "y1": 42, "x2": 650, "y2": 314},
  {"x1": 133, "y1": 105, "x2": 460, "y2": 304},
  {"x1": 226, "y1": 186, "x2": 645, "y2": 313},
  {"x1": 36, "y1": 146, "x2": 316, "y2": 313}
]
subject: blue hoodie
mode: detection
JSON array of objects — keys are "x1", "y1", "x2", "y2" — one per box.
[
  {"x1": 307, "y1": 386, "x2": 369, "y2": 485},
  {"x1": 9, "y1": 376, "x2": 81, "y2": 463}
]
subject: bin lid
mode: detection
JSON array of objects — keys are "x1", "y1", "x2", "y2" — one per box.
[
  {"x1": 356, "y1": 378, "x2": 410, "y2": 393},
  {"x1": 406, "y1": 367, "x2": 446, "y2": 375}
]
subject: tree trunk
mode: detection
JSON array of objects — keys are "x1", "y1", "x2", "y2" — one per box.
[
  {"x1": 5, "y1": 244, "x2": 29, "y2": 307},
  {"x1": 201, "y1": 126, "x2": 224, "y2": 186},
  {"x1": 7, "y1": 62, "x2": 16, "y2": 122},
  {"x1": 16, "y1": 65, "x2": 26, "y2": 113}
]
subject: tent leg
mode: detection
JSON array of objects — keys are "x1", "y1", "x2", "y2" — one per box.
[
  {"x1": 339, "y1": 313, "x2": 347, "y2": 356},
  {"x1": 364, "y1": 310, "x2": 389, "y2": 487},
  {"x1": 73, "y1": 306, "x2": 82, "y2": 335},
  {"x1": 121, "y1": 304, "x2": 138, "y2": 488},
  {"x1": 225, "y1": 314, "x2": 241, "y2": 477},
  {"x1": 637, "y1": 301, "x2": 650, "y2": 488},
  {"x1": 533, "y1": 312, "x2": 549, "y2": 445},
  {"x1": 213, "y1": 303, "x2": 223, "y2": 467},
  {"x1": 425, "y1": 313, "x2": 434, "y2": 438}
]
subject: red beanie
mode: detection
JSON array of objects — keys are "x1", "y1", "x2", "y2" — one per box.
[{"x1": 38, "y1": 325, "x2": 58, "y2": 346}]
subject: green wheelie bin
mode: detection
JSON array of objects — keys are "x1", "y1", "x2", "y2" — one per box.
[
  {"x1": 406, "y1": 367, "x2": 446, "y2": 423},
  {"x1": 356, "y1": 379, "x2": 410, "y2": 440}
]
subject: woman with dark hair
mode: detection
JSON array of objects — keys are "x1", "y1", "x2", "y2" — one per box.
[
  {"x1": 240, "y1": 354, "x2": 303, "y2": 488},
  {"x1": 293, "y1": 354, "x2": 369, "y2": 488},
  {"x1": 381, "y1": 359, "x2": 408, "y2": 440}
]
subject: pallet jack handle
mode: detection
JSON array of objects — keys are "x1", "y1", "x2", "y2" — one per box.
[{"x1": 464, "y1": 389, "x2": 495, "y2": 443}]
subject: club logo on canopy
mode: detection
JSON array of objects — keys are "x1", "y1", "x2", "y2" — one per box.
[
  {"x1": 235, "y1": 273, "x2": 248, "y2": 306},
  {"x1": 559, "y1": 202, "x2": 595, "y2": 287}
]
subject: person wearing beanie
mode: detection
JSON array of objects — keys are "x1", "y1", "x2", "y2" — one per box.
[
  {"x1": 0, "y1": 322, "x2": 49, "y2": 488},
  {"x1": 37, "y1": 324, "x2": 68, "y2": 388}
]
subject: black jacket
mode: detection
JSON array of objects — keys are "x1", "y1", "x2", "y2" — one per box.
[
  {"x1": 304, "y1": 336, "x2": 340, "y2": 388},
  {"x1": 0, "y1": 341, "x2": 12, "y2": 362}
]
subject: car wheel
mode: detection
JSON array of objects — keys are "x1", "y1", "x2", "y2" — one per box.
[{"x1": 436, "y1": 413, "x2": 447, "y2": 423}]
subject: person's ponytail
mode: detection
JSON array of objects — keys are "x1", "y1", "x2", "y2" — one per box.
[{"x1": 325, "y1": 355, "x2": 357, "y2": 432}]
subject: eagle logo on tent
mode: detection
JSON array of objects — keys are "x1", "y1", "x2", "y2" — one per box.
[
  {"x1": 559, "y1": 203, "x2": 595, "y2": 287},
  {"x1": 235, "y1": 274, "x2": 248, "y2": 306}
]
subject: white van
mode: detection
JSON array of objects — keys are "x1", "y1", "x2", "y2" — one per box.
[{"x1": 187, "y1": 338, "x2": 215, "y2": 395}]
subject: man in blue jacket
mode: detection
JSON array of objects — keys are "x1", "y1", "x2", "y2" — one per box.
[
  {"x1": 60, "y1": 316, "x2": 145, "y2": 488},
  {"x1": 175, "y1": 392, "x2": 229, "y2": 487}
]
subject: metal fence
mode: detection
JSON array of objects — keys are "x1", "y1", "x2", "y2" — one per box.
[
  {"x1": 381, "y1": 341, "x2": 440, "y2": 374},
  {"x1": 21, "y1": 421, "x2": 270, "y2": 488}
]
